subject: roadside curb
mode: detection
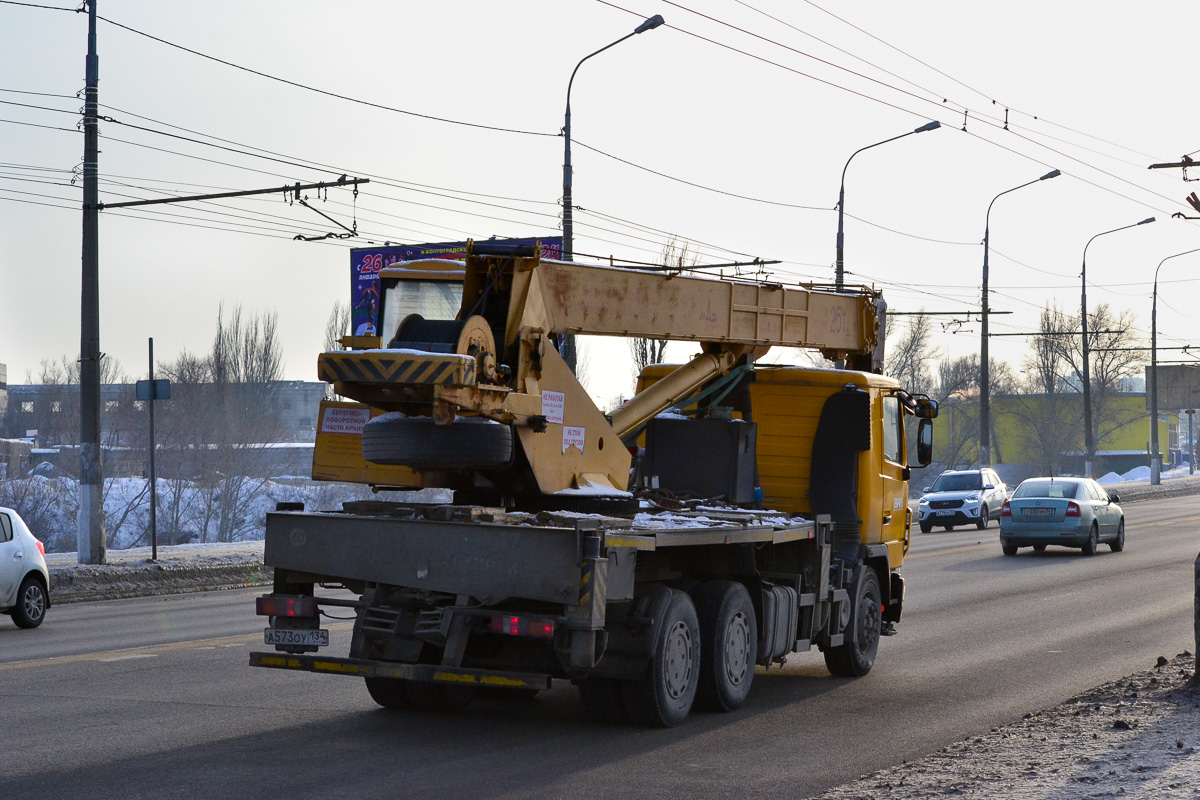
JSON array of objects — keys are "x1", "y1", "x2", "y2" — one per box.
[
  {"x1": 1102, "y1": 476, "x2": 1200, "y2": 504},
  {"x1": 49, "y1": 560, "x2": 272, "y2": 605}
]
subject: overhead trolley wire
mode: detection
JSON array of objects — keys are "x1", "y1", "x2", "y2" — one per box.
[{"x1": 94, "y1": 14, "x2": 556, "y2": 138}]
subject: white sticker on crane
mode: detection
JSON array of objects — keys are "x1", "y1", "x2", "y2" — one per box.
[
  {"x1": 563, "y1": 426, "x2": 586, "y2": 453},
  {"x1": 542, "y1": 390, "x2": 565, "y2": 425},
  {"x1": 321, "y1": 406, "x2": 371, "y2": 435}
]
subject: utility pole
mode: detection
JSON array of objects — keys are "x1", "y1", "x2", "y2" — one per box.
[{"x1": 79, "y1": 0, "x2": 105, "y2": 565}]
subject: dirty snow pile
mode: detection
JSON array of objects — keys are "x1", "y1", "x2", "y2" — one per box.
[
  {"x1": 1098, "y1": 464, "x2": 1194, "y2": 485},
  {"x1": 813, "y1": 653, "x2": 1200, "y2": 800},
  {"x1": 45, "y1": 541, "x2": 271, "y2": 604}
]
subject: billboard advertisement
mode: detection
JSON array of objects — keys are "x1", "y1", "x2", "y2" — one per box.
[{"x1": 349, "y1": 237, "x2": 562, "y2": 335}]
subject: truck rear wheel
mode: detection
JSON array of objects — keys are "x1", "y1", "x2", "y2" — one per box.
[
  {"x1": 623, "y1": 589, "x2": 700, "y2": 727},
  {"x1": 364, "y1": 677, "x2": 415, "y2": 709},
  {"x1": 693, "y1": 581, "x2": 755, "y2": 712},
  {"x1": 362, "y1": 415, "x2": 512, "y2": 469},
  {"x1": 824, "y1": 567, "x2": 882, "y2": 678}
]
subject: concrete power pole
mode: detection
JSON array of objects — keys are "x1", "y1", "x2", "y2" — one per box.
[{"x1": 79, "y1": 0, "x2": 106, "y2": 564}]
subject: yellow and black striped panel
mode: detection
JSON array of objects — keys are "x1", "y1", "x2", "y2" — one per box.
[{"x1": 317, "y1": 351, "x2": 476, "y2": 387}]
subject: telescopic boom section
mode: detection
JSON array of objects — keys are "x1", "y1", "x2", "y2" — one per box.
[{"x1": 318, "y1": 246, "x2": 882, "y2": 495}]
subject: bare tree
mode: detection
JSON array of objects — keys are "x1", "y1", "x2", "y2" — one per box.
[
  {"x1": 1048, "y1": 302, "x2": 1147, "y2": 460},
  {"x1": 933, "y1": 353, "x2": 1016, "y2": 469},
  {"x1": 1007, "y1": 306, "x2": 1082, "y2": 475},
  {"x1": 324, "y1": 300, "x2": 351, "y2": 352},
  {"x1": 886, "y1": 311, "x2": 937, "y2": 396},
  {"x1": 204, "y1": 304, "x2": 287, "y2": 542}
]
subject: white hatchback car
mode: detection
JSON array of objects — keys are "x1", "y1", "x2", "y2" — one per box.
[{"x1": 0, "y1": 506, "x2": 51, "y2": 628}]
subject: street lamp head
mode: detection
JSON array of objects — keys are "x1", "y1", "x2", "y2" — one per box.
[
  {"x1": 634, "y1": 14, "x2": 665, "y2": 34},
  {"x1": 914, "y1": 120, "x2": 940, "y2": 134},
  {"x1": 1039, "y1": 169, "x2": 1061, "y2": 180},
  {"x1": 1139, "y1": 216, "x2": 1156, "y2": 225}
]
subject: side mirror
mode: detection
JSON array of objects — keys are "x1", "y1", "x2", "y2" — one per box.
[
  {"x1": 916, "y1": 417, "x2": 933, "y2": 467},
  {"x1": 984, "y1": 484, "x2": 995, "y2": 490},
  {"x1": 922, "y1": 486, "x2": 931, "y2": 493},
  {"x1": 1108, "y1": 493, "x2": 1120, "y2": 504}
]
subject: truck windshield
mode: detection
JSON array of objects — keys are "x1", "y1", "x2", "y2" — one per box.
[
  {"x1": 379, "y1": 279, "x2": 463, "y2": 345},
  {"x1": 930, "y1": 473, "x2": 981, "y2": 492}
]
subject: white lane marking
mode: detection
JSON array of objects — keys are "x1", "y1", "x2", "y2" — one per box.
[{"x1": 96, "y1": 654, "x2": 159, "y2": 663}]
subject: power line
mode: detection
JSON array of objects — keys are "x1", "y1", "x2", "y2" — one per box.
[
  {"x1": 95, "y1": 14, "x2": 556, "y2": 138},
  {"x1": 795, "y1": 0, "x2": 1160, "y2": 164},
  {"x1": 573, "y1": 138, "x2": 829, "y2": 210},
  {"x1": 0, "y1": 0, "x2": 76, "y2": 10}
]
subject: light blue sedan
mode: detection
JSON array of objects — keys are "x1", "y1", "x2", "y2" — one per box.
[{"x1": 999, "y1": 477, "x2": 1124, "y2": 556}]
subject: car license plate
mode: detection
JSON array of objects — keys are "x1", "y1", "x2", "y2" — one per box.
[
  {"x1": 264, "y1": 627, "x2": 329, "y2": 647},
  {"x1": 1023, "y1": 508, "x2": 1053, "y2": 518},
  {"x1": 936, "y1": 510, "x2": 955, "y2": 516}
]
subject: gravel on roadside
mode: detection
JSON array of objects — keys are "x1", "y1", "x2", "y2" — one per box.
[{"x1": 811, "y1": 653, "x2": 1200, "y2": 800}]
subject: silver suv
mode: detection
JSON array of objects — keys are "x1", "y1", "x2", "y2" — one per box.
[{"x1": 917, "y1": 468, "x2": 1007, "y2": 533}]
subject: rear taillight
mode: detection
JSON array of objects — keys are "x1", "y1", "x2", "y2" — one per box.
[
  {"x1": 1065, "y1": 501, "x2": 1081, "y2": 517},
  {"x1": 1001, "y1": 500, "x2": 1011, "y2": 517},
  {"x1": 256, "y1": 595, "x2": 317, "y2": 618},
  {"x1": 35, "y1": 539, "x2": 45, "y2": 557},
  {"x1": 490, "y1": 614, "x2": 555, "y2": 639}
]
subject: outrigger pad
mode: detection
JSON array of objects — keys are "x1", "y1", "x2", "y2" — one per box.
[{"x1": 808, "y1": 387, "x2": 871, "y2": 525}]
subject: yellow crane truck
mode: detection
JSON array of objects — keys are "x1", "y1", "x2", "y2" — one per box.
[{"x1": 250, "y1": 242, "x2": 936, "y2": 726}]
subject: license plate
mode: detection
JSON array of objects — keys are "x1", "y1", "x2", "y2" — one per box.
[
  {"x1": 936, "y1": 510, "x2": 955, "y2": 516},
  {"x1": 264, "y1": 627, "x2": 329, "y2": 647},
  {"x1": 1023, "y1": 508, "x2": 1053, "y2": 518}
]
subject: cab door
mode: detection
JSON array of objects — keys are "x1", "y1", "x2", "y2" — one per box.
[{"x1": 879, "y1": 395, "x2": 908, "y2": 549}]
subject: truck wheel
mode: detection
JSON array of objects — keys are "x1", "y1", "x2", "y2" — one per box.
[
  {"x1": 12, "y1": 576, "x2": 47, "y2": 629},
  {"x1": 1081, "y1": 523, "x2": 1099, "y2": 556},
  {"x1": 578, "y1": 678, "x2": 628, "y2": 724},
  {"x1": 364, "y1": 677, "x2": 415, "y2": 710},
  {"x1": 976, "y1": 505, "x2": 989, "y2": 530},
  {"x1": 824, "y1": 568, "x2": 881, "y2": 678},
  {"x1": 693, "y1": 581, "x2": 755, "y2": 713},
  {"x1": 362, "y1": 415, "x2": 513, "y2": 469},
  {"x1": 405, "y1": 682, "x2": 477, "y2": 711},
  {"x1": 623, "y1": 589, "x2": 700, "y2": 727}
]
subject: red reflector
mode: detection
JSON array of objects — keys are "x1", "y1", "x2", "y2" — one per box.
[
  {"x1": 490, "y1": 614, "x2": 555, "y2": 638},
  {"x1": 528, "y1": 620, "x2": 555, "y2": 639},
  {"x1": 1001, "y1": 500, "x2": 1011, "y2": 517},
  {"x1": 256, "y1": 595, "x2": 316, "y2": 617},
  {"x1": 35, "y1": 539, "x2": 45, "y2": 557},
  {"x1": 1065, "y1": 501, "x2": 1081, "y2": 517}
]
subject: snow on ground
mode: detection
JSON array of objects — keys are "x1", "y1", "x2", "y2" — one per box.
[
  {"x1": 812, "y1": 654, "x2": 1200, "y2": 800},
  {"x1": 1100, "y1": 463, "x2": 1194, "y2": 485},
  {"x1": 0, "y1": 474, "x2": 448, "y2": 553}
]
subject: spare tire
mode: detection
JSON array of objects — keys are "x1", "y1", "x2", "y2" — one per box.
[{"x1": 362, "y1": 415, "x2": 513, "y2": 469}]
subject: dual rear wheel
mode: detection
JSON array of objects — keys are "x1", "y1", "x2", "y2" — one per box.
[{"x1": 580, "y1": 582, "x2": 757, "y2": 727}]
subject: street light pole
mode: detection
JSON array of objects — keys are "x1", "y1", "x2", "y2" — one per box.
[
  {"x1": 835, "y1": 120, "x2": 940, "y2": 292},
  {"x1": 1080, "y1": 217, "x2": 1155, "y2": 478},
  {"x1": 1150, "y1": 248, "x2": 1200, "y2": 484},
  {"x1": 979, "y1": 169, "x2": 1060, "y2": 468},
  {"x1": 561, "y1": 14, "x2": 664, "y2": 371}
]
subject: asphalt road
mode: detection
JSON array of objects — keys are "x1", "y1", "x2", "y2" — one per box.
[{"x1": 2, "y1": 496, "x2": 1196, "y2": 800}]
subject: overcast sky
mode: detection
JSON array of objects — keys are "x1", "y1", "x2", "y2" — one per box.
[{"x1": 3, "y1": 1, "x2": 1199, "y2": 405}]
